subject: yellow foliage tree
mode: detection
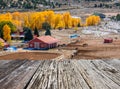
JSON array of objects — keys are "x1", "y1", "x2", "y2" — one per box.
[
  {"x1": 3, "y1": 24, "x2": 11, "y2": 41},
  {"x1": 0, "y1": 12, "x2": 12, "y2": 23},
  {"x1": 72, "y1": 18, "x2": 81, "y2": 27},
  {"x1": 54, "y1": 14, "x2": 65, "y2": 29},
  {"x1": 0, "y1": 41, "x2": 4, "y2": 47},
  {"x1": 29, "y1": 12, "x2": 45, "y2": 30},
  {"x1": 12, "y1": 20, "x2": 22, "y2": 28},
  {"x1": 12, "y1": 12, "x2": 22, "y2": 20},
  {"x1": 24, "y1": 15, "x2": 30, "y2": 27},
  {"x1": 63, "y1": 12, "x2": 72, "y2": 28},
  {"x1": 0, "y1": 11, "x2": 83, "y2": 30},
  {"x1": 45, "y1": 11, "x2": 55, "y2": 28},
  {"x1": 86, "y1": 15, "x2": 101, "y2": 26}
]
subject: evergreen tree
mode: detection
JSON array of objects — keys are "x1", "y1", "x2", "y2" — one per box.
[
  {"x1": 34, "y1": 27, "x2": 39, "y2": 37},
  {"x1": 42, "y1": 22, "x2": 51, "y2": 36},
  {"x1": 42, "y1": 22, "x2": 51, "y2": 30},
  {"x1": 116, "y1": 14, "x2": 120, "y2": 21},
  {"x1": 23, "y1": 27, "x2": 33, "y2": 41},
  {"x1": 45, "y1": 29, "x2": 51, "y2": 36}
]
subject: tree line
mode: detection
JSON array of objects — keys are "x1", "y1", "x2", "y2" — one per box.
[{"x1": 0, "y1": 10, "x2": 101, "y2": 42}]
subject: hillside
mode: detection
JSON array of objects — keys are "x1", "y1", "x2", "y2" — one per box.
[
  {"x1": 0, "y1": 0, "x2": 80, "y2": 10},
  {"x1": 0, "y1": 0, "x2": 120, "y2": 11},
  {"x1": 81, "y1": 0, "x2": 120, "y2": 9}
]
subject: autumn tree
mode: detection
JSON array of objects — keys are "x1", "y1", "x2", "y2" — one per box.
[
  {"x1": 0, "y1": 11, "x2": 82, "y2": 30},
  {"x1": 12, "y1": 12, "x2": 22, "y2": 20},
  {"x1": 30, "y1": 12, "x2": 45, "y2": 30},
  {"x1": 63, "y1": 12, "x2": 72, "y2": 28},
  {"x1": 23, "y1": 14, "x2": 30, "y2": 27},
  {"x1": 54, "y1": 14, "x2": 65, "y2": 29},
  {"x1": 0, "y1": 21, "x2": 16, "y2": 38},
  {"x1": 45, "y1": 11, "x2": 55, "y2": 29},
  {"x1": 0, "y1": 40, "x2": 4, "y2": 49},
  {"x1": 72, "y1": 18, "x2": 81, "y2": 27},
  {"x1": 86, "y1": 15, "x2": 101, "y2": 26},
  {"x1": 0, "y1": 12, "x2": 12, "y2": 22},
  {"x1": 3, "y1": 24, "x2": 11, "y2": 41}
]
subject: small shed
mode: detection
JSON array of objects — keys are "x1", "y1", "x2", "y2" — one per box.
[
  {"x1": 28, "y1": 36, "x2": 59, "y2": 49},
  {"x1": 104, "y1": 38, "x2": 113, "y2": 43}
]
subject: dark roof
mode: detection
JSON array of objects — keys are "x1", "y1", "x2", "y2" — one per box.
[{"x1": 93, "y1": 13, "x2": 106, "y2": 18}]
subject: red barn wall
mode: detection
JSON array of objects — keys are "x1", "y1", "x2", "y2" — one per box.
[{"x1": 28, "y1": 38, "x2": 58, "y2": 49}]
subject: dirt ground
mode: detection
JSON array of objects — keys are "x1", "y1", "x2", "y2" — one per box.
[
  {"x1": 52, "y1": 5, "x2": 120, "y2": 59},
  {"x1": 1, "y1": 30, "x2": 120, "y2": 60},
  {"x1": 63, "y1": 36, "x2": 120, "y2": 59},
  {"x1": 0, "y1": 52, "x2": 60, "y2": 60},
  {"x1": 49, "y1": 27, "x2": 120, "y2": 59}
]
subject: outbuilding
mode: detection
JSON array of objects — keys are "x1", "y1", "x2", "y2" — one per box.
[
  {"x1": 104, "y1": 38, "x2": 113, "y2": 43},
  {"x1": 28, "y1": 36, "x2": 58, "y2": 49}
]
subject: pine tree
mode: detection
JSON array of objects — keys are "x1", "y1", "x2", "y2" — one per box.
[
  {"x1": 42, "y1": 22, "x2": 51, "y2": 30},
  {"x1": 23, "y1": 27, "x2": 33, "y2": 41},
  {"x1": 45, "y1": 29, "x2": 51, "y2": 36},
  {"x1": 42, "y1": 22, "x2": 51, "y2": 36},
  {"x1": 34, "y1": 27, "x2": 39, "y2": 37}
]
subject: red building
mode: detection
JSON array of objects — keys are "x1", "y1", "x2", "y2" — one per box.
[
  {"x1": 28, "y1": 36, "x2": 59, "y2": 49},
  {"x1": 104, "y1": 38, "x2": 113, "y2": 43}
]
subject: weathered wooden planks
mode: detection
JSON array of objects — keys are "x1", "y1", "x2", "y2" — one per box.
[
  {"x1": 74, "y1": 60, "x2": 120, "y2": 89},
  {"x1": 26, "y1": 60, "x2": 120, "y2": 89},
  {"x1": 0, "y1": 59, "x2": 120, "y2": 89},
  {"x1": 0, "y1": 60, "x2": 42, "y2": 89},
  {"x1": 103, "y1": 59, "x2": 120, "y2": 71},
  {"x1": 0, "y1": 60, "x2": 27, "y2": 80}
]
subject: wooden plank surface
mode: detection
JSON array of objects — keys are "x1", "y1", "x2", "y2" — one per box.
[
  {"x1": 0, "y1": 60, "x2": 42, "y2": 89},
  {"x1": 0, "y1": 59, "x2": 120, "y2": 89}
]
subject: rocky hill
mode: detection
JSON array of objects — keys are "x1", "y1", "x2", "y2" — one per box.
[
  {"x1": 0, "y1": 0, "x2": 119, "y2": 10},
  {"x1": 0, "y1": 0, "x2": 81, "y2": 10},
  {"x1": 81, "y1": 0, "x2": 120, "y2": 8}
]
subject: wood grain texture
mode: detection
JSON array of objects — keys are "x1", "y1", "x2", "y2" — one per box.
[{"x1": 0, "y1": 59, "x2": 120, "y2": 89}]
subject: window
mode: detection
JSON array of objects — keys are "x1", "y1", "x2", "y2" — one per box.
[{"x1": 30, "y1": 44, "x2": 33, "y2": 47}]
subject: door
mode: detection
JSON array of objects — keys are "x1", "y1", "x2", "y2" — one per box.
[{"x1": 34, "y1": 42, "x2": 39, "y2": 49}]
